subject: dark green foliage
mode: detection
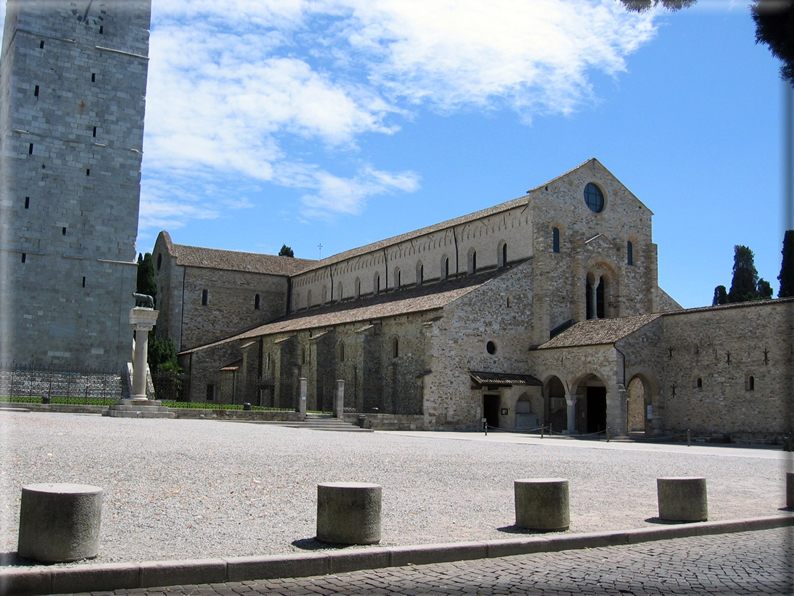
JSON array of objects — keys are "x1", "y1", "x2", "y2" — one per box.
[
  {"x1": 618, "y1": 0, "x2": 696, "y2": 11},
  {"x1": 136, "y1": 252, "x2": 157, "y2": 304},
  {"x1": 148, "y1": 335, "x2": 179, "y2": 373},
  {"x1": 757, "y1": 278, "x2": 773, "y2": 299},
  {"x1": 752, "y1": 0, "x2": 794, "y2": 86},
  {"x1": 728, "y1": 245, "x2": 761, "y2": 303},
  {"x1": 278, "y1": 244, "x2": 295, "y2": 257},
  {"x1": 779, "y1": 230, "x2": 794, "y2": 297},
  {"x1": 712, "y1": 285, "x2": 728, "y2": 305}
]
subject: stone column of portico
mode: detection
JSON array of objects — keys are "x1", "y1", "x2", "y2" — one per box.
[
  {"x1": 129, "y1": 308, "x2": 158, "y2": 402},
  {"x1": 335, "y1": 380, "x2": 345, "y2": 418},
  {"x1": 589, "y1": 282, "x2": 598, "y2": 319},
  {"x1": 565, "y1": 394, "x2": 577, "y2": 434}
]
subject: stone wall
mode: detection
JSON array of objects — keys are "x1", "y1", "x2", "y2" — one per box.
[
  {"x1": 0, "y1": 0, "x2": 151, "y2": 370},
  {"x1": 659, "y1": 299, "x2": 793, "y2": 444}
]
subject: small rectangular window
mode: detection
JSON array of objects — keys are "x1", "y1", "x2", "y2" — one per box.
[
  {"x1": 62, "y1": 227, "x2": 67, "y2": 235},
  {"x1": 92, "y1": 126, "x2": 97, "y2": 138},
  {"x1": 24, "y1": 197, "x2": 30, "y2": 209},
  {"x1": 99, "y1": 26, "x2": 104, "y2": 34},
  {"x1": 21, "y1": 253, "x2": 26, "y2": 264},
  {"x1": 91, "y1": 73, "x2": 96, "y2": 83},
  {"x1": 28, "y1": 144, "x2": 33, "y2": 155},
  {"x1": 86, "y1": 169, "x2": 90, "y2": 176},
  {"x1": 201, "y1": 289, "x2": 209, "y2": 306},
  {"x1": 34, "y1": 85, "x2": 39, "y2": 97},
  {"x1": 82, "y1": 276, "x2": 86, "y2": 287},
  {"x1": 39, "y1": 41, "x2": 45, "y2": 49}
]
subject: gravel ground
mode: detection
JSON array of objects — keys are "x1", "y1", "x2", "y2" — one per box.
[{"x1": 0, "y1": 411, "x2": 790, "y2": 568}]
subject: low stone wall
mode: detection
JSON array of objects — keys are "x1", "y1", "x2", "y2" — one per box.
[
  {"x1": 170, "y1": 409, "x2": 299, "y2": 421},
  {"x1": 345, "y1": 413, "x2": 425, "y2": 430}
]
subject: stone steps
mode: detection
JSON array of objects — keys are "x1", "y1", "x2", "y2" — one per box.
[{"x1": 283, "y1": 414, "x2": 372, "y2": 432}]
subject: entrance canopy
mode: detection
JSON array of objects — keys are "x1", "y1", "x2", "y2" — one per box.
[{"x1": 469, "y1": 371, "x2": 542, "y2": 388}]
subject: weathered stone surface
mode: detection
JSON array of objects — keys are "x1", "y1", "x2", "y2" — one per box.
[
  {"x1": 18, "y1": 483, "x2": 103, "y2": 563},
  {"x1": 657, "y1": 477, "x2": 708, "y2": 522},
  {"x1": 514, "y1": 478, "x2": 570, "y2": 531},
  {"x1": 316, "y1": 482, "x2": 382, "y2": 545}
]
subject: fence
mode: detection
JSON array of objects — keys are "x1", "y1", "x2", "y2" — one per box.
[
  {"x1": 151, "y1": 370, "x2": 190, "y2": 402},
  {"x1": 0, "y1": 363, "x2": 123, "y2": 402}
]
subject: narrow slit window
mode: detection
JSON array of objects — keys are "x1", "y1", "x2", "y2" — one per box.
[
  {"x1": 86, "y1": 169, "x2": 91, "y2": 176},
  {"x1": 91, "y1": 73, "x2": 96, "y2": 83},
  {"x1": 92, "y1": 126, "x2": 97, "y2": 138},
  {"x1": 62, "y1": 227, "x2": 67, "y2": 236},
  {"x1": 627, "y1": 241, "x2": 634, "y2": 266},
  {"x1": 254, "y1": 294, "x2": 261, "y2": 310},
  {"x1": 21, "y1": 253, "x2": 26, "y2": 264},
  {"x1": 24, "y1": 197, "x2": 30, "y2": 209},
  {"x1": 201, "y1": 289, "x2": 209, "y2": 306},
  {"x1": 99, "y1": 26, "x2": 104, "y2": 34},
  {"x1": 82, "y1": 277, "x2": 86, "y2": 287},
  {"x1": 552, "y1": 227, "x2": 560, "y2": 253},
  {"x1": 28, "y1": 144, "x2": 33, "y2": 155},
  {"x1": 34, "y1": 85, "x2": 39, "y2": 97},
  {"x1": 40, "y1": 41, "x2": 45, "y2": 49}
]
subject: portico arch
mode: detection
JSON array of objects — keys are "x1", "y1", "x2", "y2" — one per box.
[
  {"x1": 627, "y1": 373, "x2": 660, "y2": 436},
  {"x1": 543, "y1": 375, "x2": 567, "y2": 434},
  {"x1": 572, "y1": 373, "x2": 608, "y2": 434}
]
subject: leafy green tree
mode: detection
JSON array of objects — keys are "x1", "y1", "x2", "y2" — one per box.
[
  {"x1": 712, "y1": 285, "x2": 728, "y2": 305},
  {"x1": 619, "y1": 0, "x2": 794, "y2": 87},
  {"x1": 278, "y1": 244, "x2": 294, "y2": 257},
  {"x1": 779, "y1": 230, "x2": 794, "y2": 297},
  {"x1": 136, "y1": 252, "x2": 157, "y2": 304},
  {"x1": 728, "y1": 245, "x2": 761, "y2": 303},
  {"x1": 148, "y1": 335, "x2": 179, "y2": 373}
]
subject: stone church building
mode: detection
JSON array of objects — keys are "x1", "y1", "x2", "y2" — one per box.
[{"x1": 155, "y1": 159, "x2": 793, "y2": 444}]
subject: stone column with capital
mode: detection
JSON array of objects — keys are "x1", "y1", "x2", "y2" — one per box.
[
  {"x1": 298, "y1": 377, "x2": 308, "y2": 421},
  {"x1": 129, "y1": 307, "x2": 158, "y2": 402},
  {"x1": 565, "y1": 394, "x2": 577, "y2": 434},
  {"x1": 334, "y1": 380, "x2": 345, "y2": 418}
]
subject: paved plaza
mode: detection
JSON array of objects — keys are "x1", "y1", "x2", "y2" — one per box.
[
  {"x1": 91, "y1": 527, "x2": 794, "y2": 595},
  {"x1": 1, "y1": 411, "x2": 791, "y2": 567}
]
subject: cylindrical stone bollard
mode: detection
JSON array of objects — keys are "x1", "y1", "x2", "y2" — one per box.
[
  {"x1": 787, "y1": 472, "x2": 794, "y2": 509},
  {"x1": 514, "y1": 478, "x2": 569, "y2": 531},
  {"x1": 316, "y1": 482, "x2": 381, "y2": 545},
  {"x1": 657, "y1": 477, "x2": 708, "y2": 522},
  {"x1": 18, "y1": 483, "x2": 103, "y2": 563}
]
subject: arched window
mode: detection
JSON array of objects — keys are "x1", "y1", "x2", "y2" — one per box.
[
  {"x1": 746, "y1": 375, "x2": 755, "y2": 391},
  {"x1": 254, "y1": 294, "x2": 261, "y2": 310},
  {"x1": 416, "y1": 262, "x2": 424, "y2": 286},
  {"x1": 339, "y1": 342, "x2": 345, "y2": 363},
  {"x1": 586, "y1": 274, "x2": 607, "y2": 319},
  {"x1": 441, "y1": 255, "x2": 450, "y2": 280},
  {"x1": 497, "y1": 241, "x2": 507, "y2": 268},
  {"x1": 307, "y1": 290, "x2": 312, "y2": 308},
  {"x1": 468, "y1": 249, "x2": 477, "y2": 274},
  {"x1": 321, "y1": 285, "x2": 327, "y2": 305},
  {"x1": 627, "y1": 241, "x2": 633, "y2": 266},
  {"x1": 374, "y1": 273, "x2": 380, "y2": 295},
  {"x1": 392, "y1": 337, "x2": 399, "y2": 358},
  {"x1": 355, "y1": 278, "x2": 361, "y2": 298},
  {"x1": 201, "y1": 289, "x2": 209, "y2": 306},
  {"x1": 337, "y1": 282, "x2": 343, "y2": 301},
  {"x1": 394, "y1": 267, "x2": 401, "y2": 290},
  {"x1": 696, "y1": 377, "x2": 703, "y2": 389},
  {"x1": 553, "y1": 228, "x2": 560, "y2": 253}
]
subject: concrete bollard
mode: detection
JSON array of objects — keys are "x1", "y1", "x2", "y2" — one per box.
[
  {"x1": 514, "y1": 478, "x2": 569, "y2": 531},
  {"x1": 316, "y1": 482, "x2": 382, "y2": 545},
  {"x1": 787, "y1": 473, "x2": 794, "y2": 509},
  {"x1": 18, "y1": 483, "x2": 103, "y2": 563},
  {"x1": 657, "y1": 477, "x2": 708, "y2": 522}
]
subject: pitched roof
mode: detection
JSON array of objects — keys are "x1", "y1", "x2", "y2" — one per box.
[
  {"x1": 180, "y1": 269, "x2": 507, "y2": 354},
  {"x1": 170, "y1": 243, "x2": 315, "y2": 276},
  {"x1": 537, "y1": 313, "x2": 663, "y2": 349}
]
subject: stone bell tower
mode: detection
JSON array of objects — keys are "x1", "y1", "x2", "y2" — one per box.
[{"x1": 0, "y1": 0, "x2": 152, "y2": 372}]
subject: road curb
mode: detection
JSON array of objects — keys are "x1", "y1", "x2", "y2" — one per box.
[{"x1": 1, "y1": 513, "x2": 792, "y2": 596}]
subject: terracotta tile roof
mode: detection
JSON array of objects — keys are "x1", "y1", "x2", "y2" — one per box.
[
  {"x1": 180, "y1": 269, "x2": 507, "y2": 354},
  {"x1": 660, "y1": 296, "x2": 794, "y2": 316},
  {"x1": 537, "y1": 313, "x2": 663, "y2": 349},
  {"x1": 171, "y1": 243, "x2": 315, "y2": 276}
]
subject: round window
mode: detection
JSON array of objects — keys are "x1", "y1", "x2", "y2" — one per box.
[
  {"x1": 486, "y1": 341, "x2": 497, "y2": 355},
  {"x1": 584, "y1": 183, "x2": 604, "y2": 213}
]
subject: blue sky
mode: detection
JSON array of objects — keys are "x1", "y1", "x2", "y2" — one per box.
[{"x1": 5, "y1": 1, "x2": 790, "y2": 309}]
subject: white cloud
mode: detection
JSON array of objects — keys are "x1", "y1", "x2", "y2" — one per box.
[{"x1": 140, "y1": 0, "x2": 659, "y2": 232}]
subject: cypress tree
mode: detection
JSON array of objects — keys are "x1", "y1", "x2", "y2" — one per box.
[
  {"x1": 779, "y1": 230, "x2": 794, "y2": 297},
  {"x1": 712, "y1": 285, "x2": 728, "y2": 306},
  {"x1": 728, "y1": 245, "x2": 760, "y2": 303},
  {"x1": 136, "y1": 252, "x2": 157, "y2": 304}
]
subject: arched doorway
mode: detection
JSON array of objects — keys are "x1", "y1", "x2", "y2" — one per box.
[
  {"x1": 575, "y1": 374, "x2": 607, "y2": 434},
  {"x1": 626, "y1": 377, "x2": 645, "y2": 434},
  {"x1": 544, "y1": 376, "x2": 566, "y2": 434}
]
